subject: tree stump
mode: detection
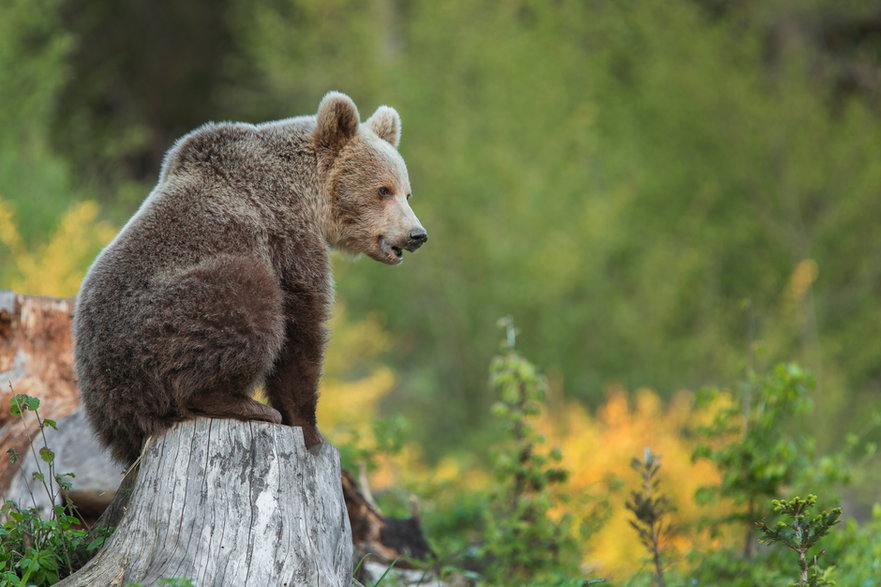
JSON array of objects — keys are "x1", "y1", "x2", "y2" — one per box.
[{"x1": 58, "y1": 418, "x2": 354, "y2": 587}]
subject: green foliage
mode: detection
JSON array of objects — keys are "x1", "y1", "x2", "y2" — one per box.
[
  {"x1": 400, "y1": 473, "x2": 488, "y2": 580},
  {"x1": 0, "y1": 502, "x2": 110, "y2": 587},
  {"x1": 479, "y1": 319, "x2": 589, "y2": 585},
  {"x1": 4, "y1": 1, "x2": 881, "y2": 581},
  {"x1": 691, "y1": 365, "x2": 841, "y2": 534},
  {"x1": 338, "y1": 414, "x2": 411, "y2": 476},
  {"x1": 1, "y1": 394, "x2": 111, "y2": 585},
  {"x1": 757, "y1": 495, "x2": 841, "y2": 587},
  {"x1": 48, "y1": 0, "x2": 236, "y2": 216},
  {"x1": 684, "y1": 364, "x2": 845, "y2": 582},
  {"x1": 6, "y1": 0, "x2": 881, "y2": 468},
  {"x1": 820, "y1": 505, "x2": 881, "y2": 585},
  {"x1": 0, "y1": 0, "x2": 74, "y2": 243},
  {"x1": 626, "y1": 449, "x2": 671, "y2": 587},
  {"x1": 620, "y1": 363, "x2": 879, "y2": 586},
  {"x1": 358, "y1": 557, "x2": 399, "y2": 587},
  {"x1": 7, "y1": 395, "x2": 40, "y2": 418}
]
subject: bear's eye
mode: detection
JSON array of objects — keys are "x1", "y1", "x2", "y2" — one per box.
[
  {"x1": 406, "y1": 193, "x2": 412, "y2": 200},
  {"x1": 377, "y1": 187, "x2": 393, "y2": 199}
]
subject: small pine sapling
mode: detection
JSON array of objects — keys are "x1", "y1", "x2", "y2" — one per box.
[
  {"x1": 757, "y1": 495, "x2": 841, "y2": 587},
  {"x1": 626, "y1": 448, "x2": 672, "y2": 587}
]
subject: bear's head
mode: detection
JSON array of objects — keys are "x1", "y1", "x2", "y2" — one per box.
[{"x1": 313, "y1": 92, "x2": 427, "y2": 265}]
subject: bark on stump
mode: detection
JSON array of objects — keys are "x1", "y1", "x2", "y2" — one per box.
[{"x1": 58, "y1": 418, "x2": 354, "y2": 587}]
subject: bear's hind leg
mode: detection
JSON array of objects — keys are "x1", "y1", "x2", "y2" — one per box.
[
  {"x1": 185, "y1": 389, "x2": 282, "y2": 424},
  {"x1": 144, "y1": 255, "x2": 287, "y2": 428}
]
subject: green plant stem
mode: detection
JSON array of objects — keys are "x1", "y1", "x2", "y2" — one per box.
[
  {"x1": 799, "y1": 549, "x2": 808, "y2": 587},
  {"x1": 11, "y1": 394, "x2": 52, "y2": 510},
  {"x1": 10, "y1": 392, "x2": 74, "y2": 573},
  {"x1": 644, "y1": 473, "x2": 666, "y2": 587},
  {"x1": 627, "y1": 450, "x2": 669, "y2": 587},
  {"x1": 651, "y1": 522, "x2": 666, "y2": 585}
]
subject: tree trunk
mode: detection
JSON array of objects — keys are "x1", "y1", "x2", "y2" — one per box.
[{"x1": 58, "y1": 418, "x2": 354, "y2": 587}]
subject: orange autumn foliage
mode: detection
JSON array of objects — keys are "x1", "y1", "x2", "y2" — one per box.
[
  {"x1": 357, "y1": 380, "x2": 734, "y2": 580},
  {"x1": 538, "y1": 386, "x2": 730, "y2": 579}
]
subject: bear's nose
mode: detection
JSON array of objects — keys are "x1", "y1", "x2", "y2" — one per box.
[{"x1": 406, "y1": 228, "x2": 428, "y2": 251}]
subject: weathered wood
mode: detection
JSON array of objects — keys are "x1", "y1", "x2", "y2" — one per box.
[
  {"x1": 0, "y1": 290, "x2": 78, "y2": 418},
  {"x1": 0, "y1": 291, "x2": 79, "y2": 494},
  {"x1": 58, "y1": 419, "x2": 354, "y2": 587}
]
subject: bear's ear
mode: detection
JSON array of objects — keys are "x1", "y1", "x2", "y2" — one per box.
[
  {"x1": 366, "y1": 106, "x2": 401, "y2": 148},
  {"x1": 314, "y1": 91, "x2": 360, "y2": 150}
]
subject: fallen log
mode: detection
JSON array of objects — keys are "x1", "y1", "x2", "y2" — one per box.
[
  {"x1": 58, "y1": 418, "x2": 354, "y2": 587},
  {"x1": 0, "y1": 290, "x2": 78, "y2": 419},
  {"x1": 343, "y1": 469, "x2": 433, "y2": 565},
  {"x1": 0, "y1": 290, "x2": 79, "y2": 493}
]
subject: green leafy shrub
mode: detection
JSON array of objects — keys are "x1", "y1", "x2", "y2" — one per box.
[
  {"x1": 820, "y1": 504, "x2": 881, "y2": 586},
  {"x1": 480, "y1": 318, "x2": 597, "y2": 586},
  {"x1": 1, "y1": 394, "x2": 110, "y2": 585},
  {"x1": 690, "y1": 364, "x2": 838, "y2": 552},
  {"x1": 642, "y1": 363, "x2": 870, "y2": 586}
]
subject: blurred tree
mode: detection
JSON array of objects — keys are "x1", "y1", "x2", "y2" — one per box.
[
  {"x1": 50, "y1": 0, "x2": 237, "y2": 216},
  {"x1": 0, "y1": 0, "x2": 73, "y2": 242},
  {"x1": 220, "y1": 0, "x2": 881, "y2": 454},
  {"x1": 578, "y1": 0, "x2": 881, "y2": 448}
]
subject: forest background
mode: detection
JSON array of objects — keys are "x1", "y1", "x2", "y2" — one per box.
[{"x1": 2, "y1": 0, "x2": 881, "y2": 583}]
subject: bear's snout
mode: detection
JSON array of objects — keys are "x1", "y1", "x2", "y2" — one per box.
[{"x1": 405, "y1": 227, "x2": 428, "y2": 252}]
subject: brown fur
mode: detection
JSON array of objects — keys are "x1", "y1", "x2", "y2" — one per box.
[{"x1": 73, "y1": 92, "x2": 427, "y2": 464}]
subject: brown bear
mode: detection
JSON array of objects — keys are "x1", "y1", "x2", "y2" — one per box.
[{"x1": 73, "y1": 92, "x2": 427, "y2": 464}]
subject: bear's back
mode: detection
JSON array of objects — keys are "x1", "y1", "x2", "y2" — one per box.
[{"x1": 77, "y1": 124, "x2": 293, "y2": 322}]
